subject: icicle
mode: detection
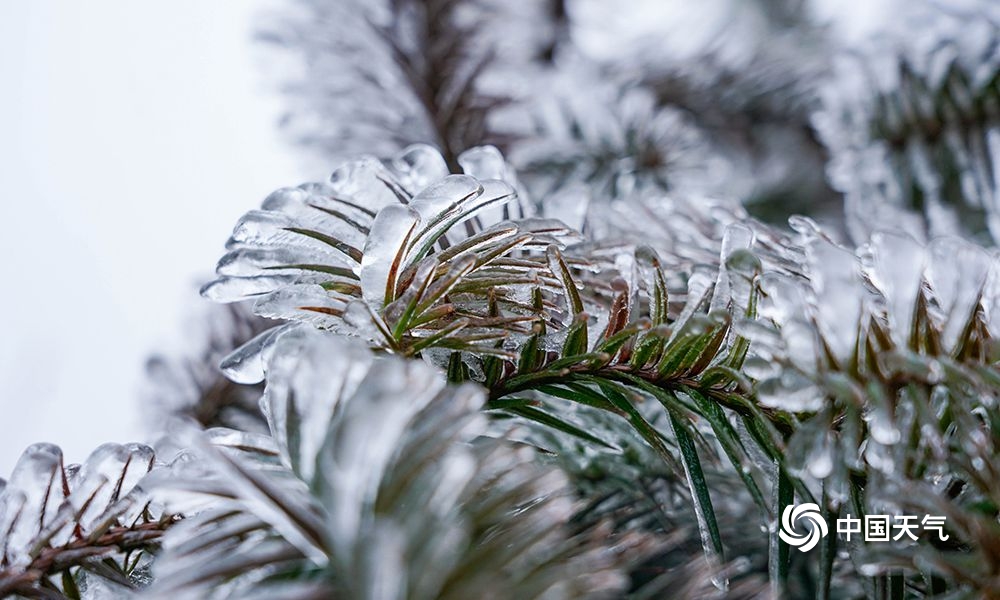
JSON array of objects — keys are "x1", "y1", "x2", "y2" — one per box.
[
  {"x1": 786, "y1": 413, "x2": 836, "y2": 480},
  {"x1": 758, "y1": 272, "x2": 820, "y2": 373},
  {"x1": 710, "y1": 223, "x2": 755, "y2": 315}
]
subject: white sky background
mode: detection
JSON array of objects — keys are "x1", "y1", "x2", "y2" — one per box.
[{"x1": 0, "y1": 2, "x2": 303, "y2": 474}]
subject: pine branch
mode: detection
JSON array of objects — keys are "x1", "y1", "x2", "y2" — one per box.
[
  {"x1": 519, "y1": 0, "x2": 837, "y2": 223},
  {"x1": 740, "y1": 223, "x2": 1000, "y2": 597},
  {"x1": 0, "y1": 443, "x2": 173, "y2": 598},
  {"x1": 200, "y1": 145, "x2": 786, "y2": 581},
  {"x1": 147, "y1": 332, "x2": 652, "y2": 598},
  {"x1": 816, "y1": 1, "x2": 1000, "y2": 244},
  {"x1": 257, "y1": 0, "x2": 558, "y2": 169},
  {"x1": 199, "y1": 142, "x2": 1000, "y2": 596}
]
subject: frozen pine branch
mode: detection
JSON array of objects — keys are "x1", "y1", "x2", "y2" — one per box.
[
  {"x1": 815, "y1": 0, "x2": 1000, "y2": 245},
  {"x1": 0, "y1": 443, "x2": 173, "y2": 598},
  {"x1": 567, "y1": 0, "x2": 839, "y2": 221},
  {"x1": 258, "y1": 0, "x2": 560, "y2": 169},
  {"x1": 199, "y1": 142, "x2": 1000, "y2": 598},
  {"x1": 147, "y1": 331, "x2": 651, "y2": 598},
  {"x1": 7, "y1": 3, "x2": 1000, "y2": 597},
  {"x1": 200, "y1": 144, "x2": 784, "y2": 584}
]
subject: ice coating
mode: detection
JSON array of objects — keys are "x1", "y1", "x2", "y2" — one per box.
[
  {"x1": 359, "y1": 204, "x2": 420, "y2": 308},
  {"x1": 805, "y1": 236, "x2": 863, "y2": 364},
  {"x1": 925, "y1": 237, "x2": 993, "y2": 352},
  {"x1": 0, "y1": 442, "x2": 158, "y2": 569},
  {"x1": 385, "y1": 143, "x2": 450, "y2": 194},
  {"x1": 869, "y1": 230, "x2": 925, "y2": 349},
  {"x1": 0, "y1": 443, "x2": 66, "y2": 566},
  {"x1": 261, "y1": 328, "x2": 376, "y2": 482}
]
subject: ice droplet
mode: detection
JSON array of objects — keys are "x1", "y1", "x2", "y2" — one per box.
[
  {"x1": 787, "y1": 415, "x2": 836, "y2": 479},
  {"x1": 756, "y1": 371, "x2": 824, "y2": 413},
  {"x1": 866, "y1": 408, "x2": 901, "y2": 446},
  {"x1": 219, "y1": 323, "x2": 298, "y2": 384},
  {"x1": 457, "y1": 145, "x2": 508, "y2": 182}
]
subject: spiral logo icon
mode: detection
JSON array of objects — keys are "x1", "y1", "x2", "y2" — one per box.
[{"x1": 779, "y1": 503, "x2": 828, "y2": 552}]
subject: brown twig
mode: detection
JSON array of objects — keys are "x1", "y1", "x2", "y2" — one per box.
[{"x1": 0, "y1": 519, "x2": 176, "y2": 598}]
